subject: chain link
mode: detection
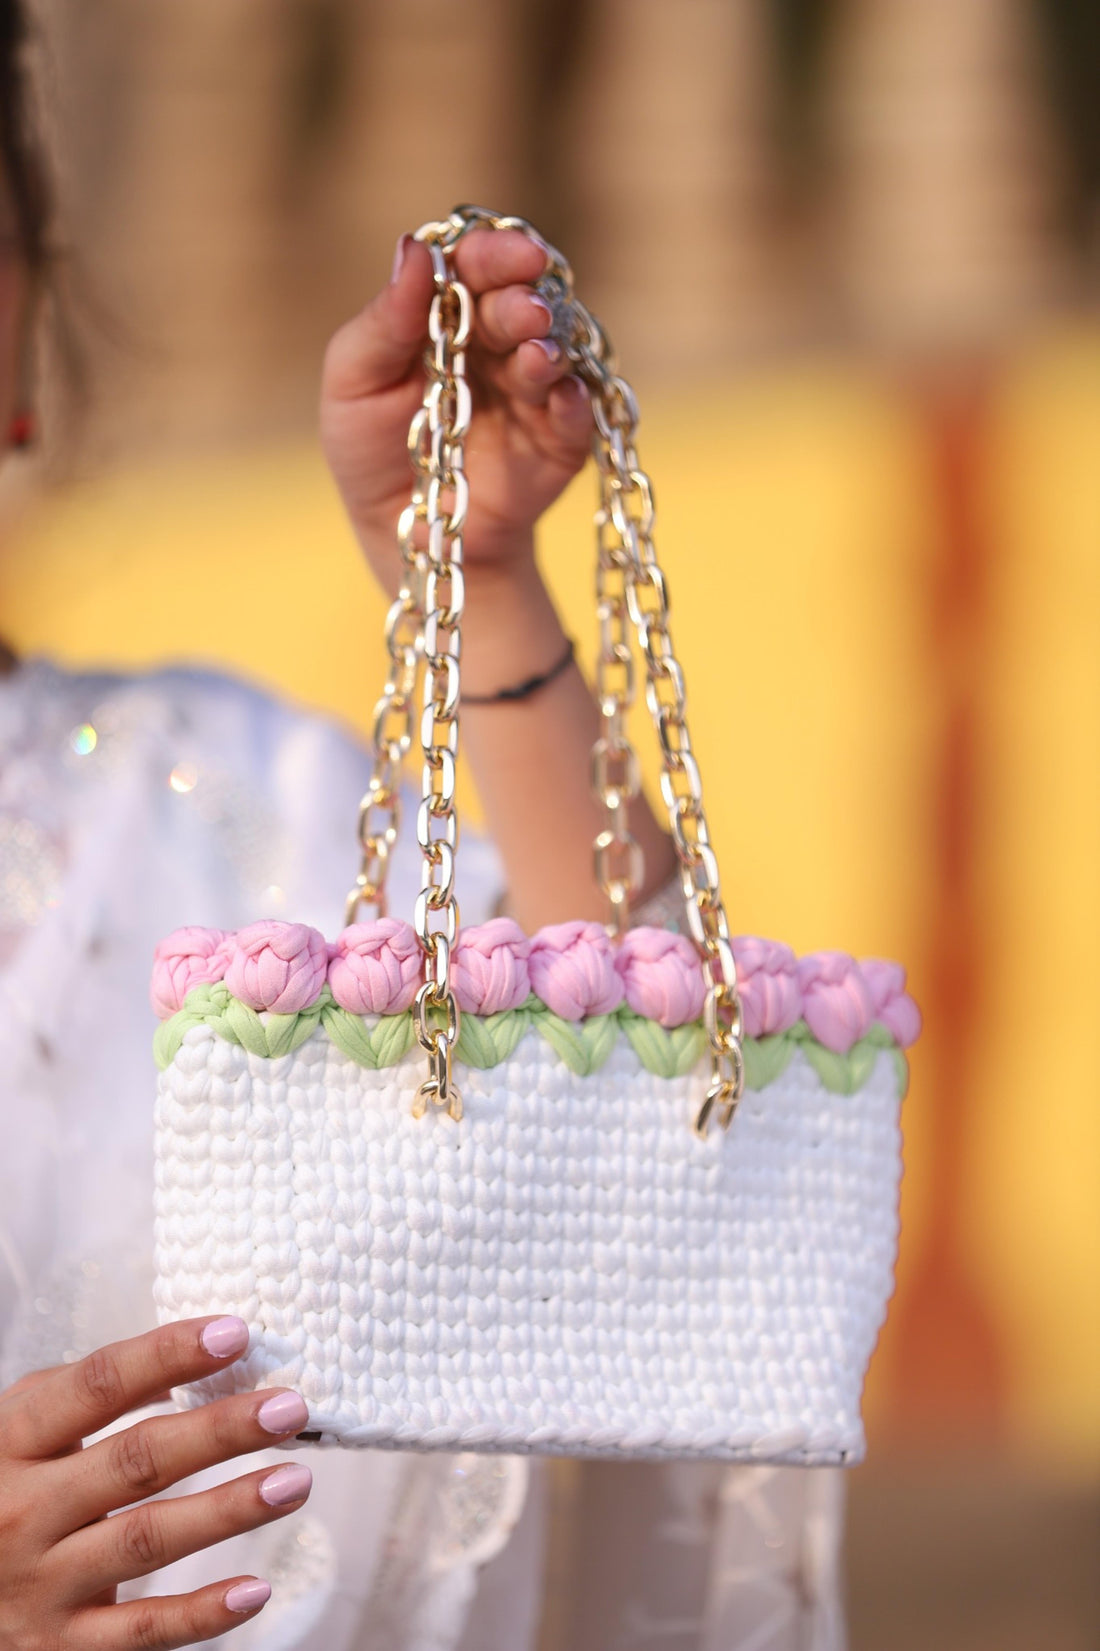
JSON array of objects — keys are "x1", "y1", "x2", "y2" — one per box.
[{"x1": 358, "y1": 205, "x2": 743, "y2": 1134}]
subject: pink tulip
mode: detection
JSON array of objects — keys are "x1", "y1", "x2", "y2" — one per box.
[
  {"x1": 796, "y1": 950, "x2": 874, "y2": 1053},
  {"x1": 614, "y1": 927, "x2": 705, "y2": 1027},
  {"x1": 328, "y1": 920, "x2": 423, "y2": 1016},
  {"x1": 224, "y1": 921, "x2": 328, "y2": 1014},
  {"x1": 452, "y1": 919, "x2": 531, "y2": 1015},
  {"x1": 860, "y1": 959, "x2": 922, "y2": 1047},
  {"x1": 528, "y1": 921, "x2": 624, "y2": 1021},
  {"x1": 150, "y1": 926, "x2": 228, "y2": 1018},
  {"x1": 731, "y1": 936, "x2": 802, "y2": 1039}
]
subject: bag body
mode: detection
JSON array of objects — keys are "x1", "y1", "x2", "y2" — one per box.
[
  {"x1": 152, "y1": 206, "x2": 920, "y2": 1464},
  {"x1": 152, "y1": 921, "x2": 914, "y2": 1463}
]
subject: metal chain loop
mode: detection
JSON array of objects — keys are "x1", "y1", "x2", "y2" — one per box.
[{"x1": 357, "y1": 205, "x2": 743, "y2": 1134}]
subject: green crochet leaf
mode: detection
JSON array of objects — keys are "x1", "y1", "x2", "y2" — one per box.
[
  {"x1": 262, "y1": 1004, "x2": 324, "y2": 1059},
  {"x1": 176, "y1": 987, "x2": 227, "y2": 1046},
  {"x1": 322, "y1": 1006, "x2": 415, "y2": 1069},
  {"x1": 320, "y1": 1002, "x2": 379, "y2": 1068},
  {"x1": 864, "y1": 1022, "x2": 894, "y2": 1048},
  {"x1": 619, "y1": 1014, "x2": 706, "y2": 1079},
  {"x1": 153, "y1": 1017, "x2": 184, "y2": 1070},
  {"x1": 456, "y1": 1008, "x2": 530, "y2": 1068},
  {"x1": 801, "y1": 1036, "x2": 881, "y2": 1095},
  {"x1": 619, "y1": 1013, "x2": 675, "y2": 1078},
  {"x1": 800, "y1": 1043, "x2": 850, "y2": 1093},
  {"x1": 667, "y1": 1022, "x2": 707, "y2": 1076},
  {"x1": 891, "y1": 1048, "x2": 910, "y2": 1097},
  {"x1": 846, "y1": 1036, "x2": 881, "y2": 1091},
  {"x1": 370, "y1": 1011, "x2": 415, "y2": 1068},
  {"x1": 742, "y1": 1034, "x2": 795, "y2": 1092},
  {"x1": 221, "y1": 995, "x2": 274, "y2": 1058},
  {"x1": 537, "y1": 1012, "x2": 617, "y2": 1076}
]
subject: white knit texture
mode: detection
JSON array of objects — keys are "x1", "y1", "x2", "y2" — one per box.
[{"x1": 153, "y1": 1026, "x2": 902, "y2": 1464}]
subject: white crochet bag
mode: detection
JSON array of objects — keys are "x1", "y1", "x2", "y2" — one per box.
[{"x1": 152, "y1": 207, "x2": 919, "y2": 1464}]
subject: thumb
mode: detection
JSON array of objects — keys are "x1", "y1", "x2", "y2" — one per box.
[{"x1": 323, "y1": 234, "x2": 435, "y2": 402}]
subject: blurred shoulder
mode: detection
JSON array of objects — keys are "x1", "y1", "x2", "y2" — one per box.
[
  {"x1": 15, "y1": 655, "x2": 367, "y2": 771},
  {"x1": 4, "y1": 656, "x2": 501, "y2": 920}
]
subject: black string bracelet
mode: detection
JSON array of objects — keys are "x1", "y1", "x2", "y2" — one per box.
[{"x1": 463, "y1": 637, "x2": 576, "y2": 706}]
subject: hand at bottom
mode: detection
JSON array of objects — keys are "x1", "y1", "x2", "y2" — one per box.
[{"x1": 0, "y1": 1315, "x2": 313, "y2": 1648}]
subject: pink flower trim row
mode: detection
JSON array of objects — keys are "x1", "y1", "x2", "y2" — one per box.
[{"x1": 151, "y1": 920, "x2": 921, "y2": 1050}]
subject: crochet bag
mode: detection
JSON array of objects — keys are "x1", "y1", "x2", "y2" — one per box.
[{"x1": 152, "y1": 207, "x2": 919, "y2": 1463}]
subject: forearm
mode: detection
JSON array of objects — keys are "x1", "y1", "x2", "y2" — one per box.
[{"x1": 460, "y1": 547, "x2": 675, "y2": 931}]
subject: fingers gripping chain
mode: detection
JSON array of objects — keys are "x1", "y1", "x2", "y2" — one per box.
[{"x1": 355, "y1": 206, "x2": 743, "y2": 1133}]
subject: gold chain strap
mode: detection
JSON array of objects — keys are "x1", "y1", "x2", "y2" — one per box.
[
  {"x1": 344, "y1": 503, "x2": 425, "y2": 925},
  {"x1": 406, "y1": 223, "x2": 474, "y2": 1122},
  {"x1": 591, "y1": 456, "x2": 644, "y2": 939},
  {"x1": 357, "y1": 205, "x2": 744, "y2": 1136}
]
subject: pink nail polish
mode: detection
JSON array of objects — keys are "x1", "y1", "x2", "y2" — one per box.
[
  {"x1": 225, "y1": 1579, "x2": 271, "y2": 1615},
  {"x1": 200, "y1": 1316, "x2": 249, "y2": 1358},
  {"x1": 391, "y1": 233, "x2": 413, "y2": 284},
  {"x1": 259, "y1": 1463, "x2": 313, "y2": 1507},
  {"x1": 257, "y1": 1390, "x2": 310, "y2": 1435},
  {"x1": 557, "y1": 374, "x2": 587, "y2": 402}
]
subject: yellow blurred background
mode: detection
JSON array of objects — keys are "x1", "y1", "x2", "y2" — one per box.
[{"x1": 2, "y1": 2, "x2": 1098, "y2": 1645}]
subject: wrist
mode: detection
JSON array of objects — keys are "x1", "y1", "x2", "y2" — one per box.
[{"x1": 459, "y1": 553, "x2": 569, "y2": 699}]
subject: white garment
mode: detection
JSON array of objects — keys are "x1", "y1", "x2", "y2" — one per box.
[{"x1": 0, "y1": 659, "x2": 844, "y2": 1651}]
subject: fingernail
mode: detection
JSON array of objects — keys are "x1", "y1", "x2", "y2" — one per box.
[
  {"x1": 259, "y1": 1463, "x2": 313, "y2": 1507},
  {"x1": 257, "y1": 1390, "x2": 310, "y2": 1435},
  {"x1": 391, "y1": 232, "x2": 413, "y2": 284},
  {"x1": 528, "y1": 294, "x2": 553, "y2": 327},
  {"x1": 225, "y1": 1578, "x2": 272, "y2": 1615},
  {"x1": 530, "y1": 337, "x2": 561, "y2": 364},
  {"x1": 200, "y1": 1316, "x2": 249, "y2": 1359}
]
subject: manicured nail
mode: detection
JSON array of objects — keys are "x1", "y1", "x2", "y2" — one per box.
[
  {"x1": 257, "y1": 1390, "x2": 310, "y2": 1435},
  {"x1": 200, "y1": 1316, "x2": 249, "y2": 1359},
  {"x1": 529, "y1": 337, "x2": 561, "y2": 364},
  {"x1": 225, "y1": 1578, "x2": 271, "y2": 1615},
  {"x1": 556, "y1": 374, "x2": 588, "y2": 404},
  {"x1": 391, "y1": 232, "x2": 413, "y2": 284},
  {"x1": 259, "y1": 1463, "x2": 313, "y2": 1507},
  {"x1": 528, "y1": 293, "x2": 553, "y2": 327}
]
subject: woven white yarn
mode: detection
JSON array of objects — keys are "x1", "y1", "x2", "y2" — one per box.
[{"x1": 153, "y1": 1027, "x2": 902, "y2": 1464}]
